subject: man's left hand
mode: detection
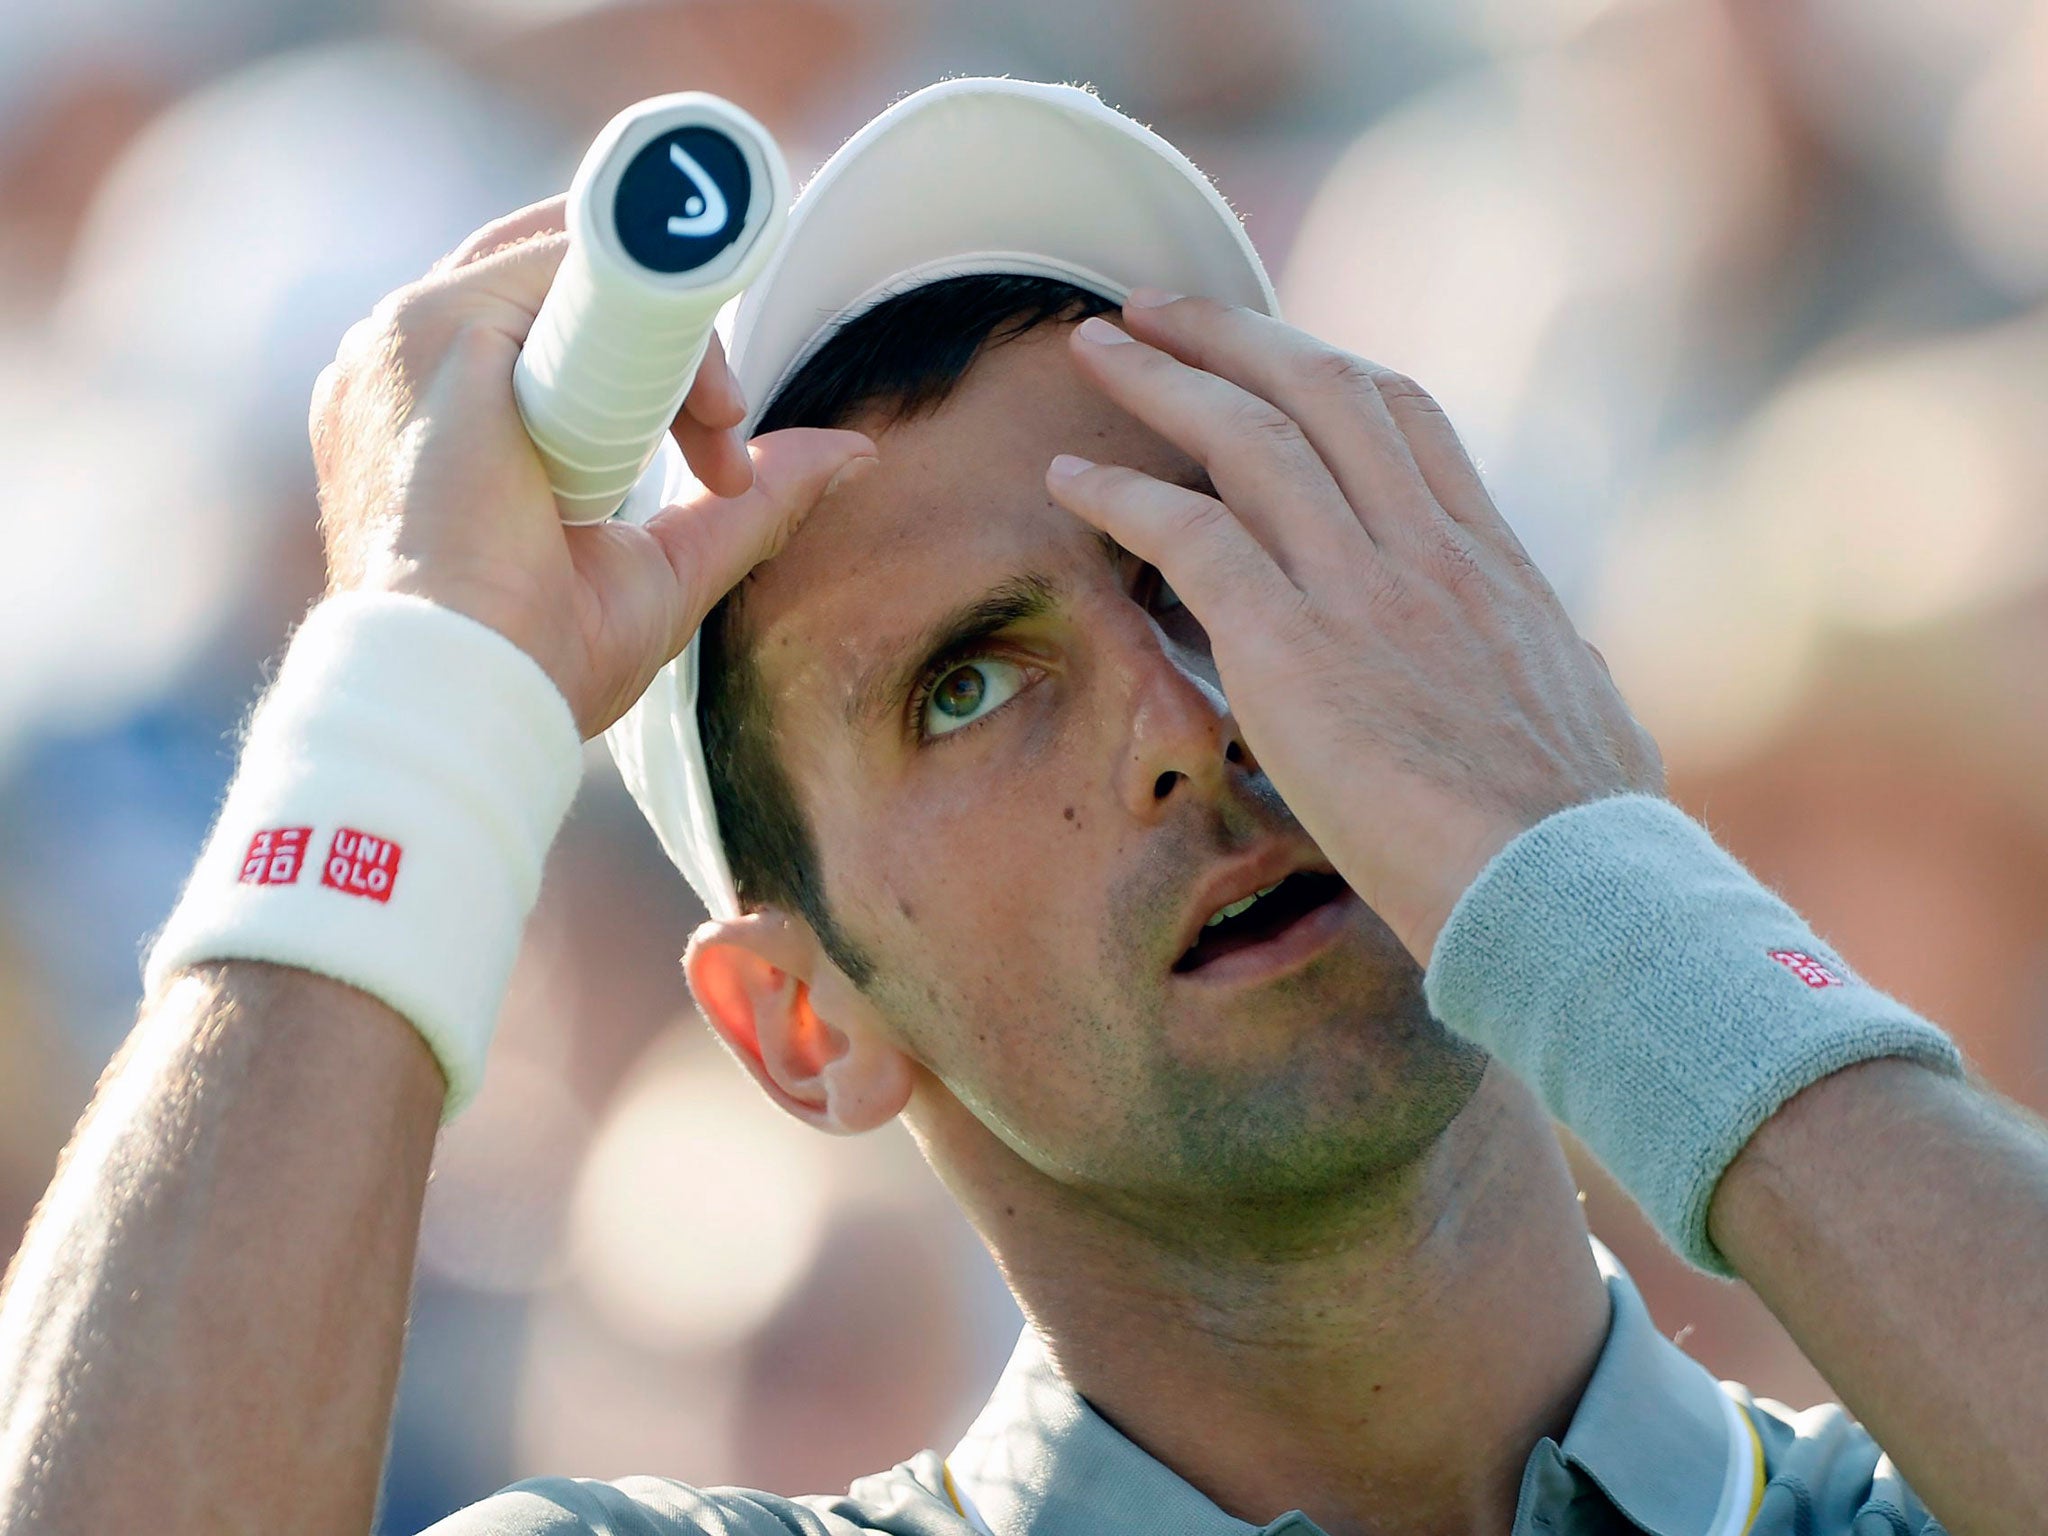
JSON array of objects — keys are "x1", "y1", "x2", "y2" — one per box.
[{"x1": 1047, "y1": 292, "x2": 1663, "y2": 966}]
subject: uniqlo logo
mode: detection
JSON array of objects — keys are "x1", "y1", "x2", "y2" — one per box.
[
  {"x1": 322, "y1": 827, "x2": 403, "y2": 903},
  {"x1": 239, "y1": 827, "x2": 311, "y2": 886},
  {"x1": 1769, "y1": 949, "x2": 1846, "y2": 989}
]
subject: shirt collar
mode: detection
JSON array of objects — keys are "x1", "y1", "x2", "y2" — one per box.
[
  {"x1": 945, "y1": 1327, "x2": 1295, "y2": 1536},
  {"x1": 946, "y1": 1243, "x2": 1754, "y2": 1536},
  {"x1": 1561, "y1": 1242, "x2": 1761, "y2": 1536}
]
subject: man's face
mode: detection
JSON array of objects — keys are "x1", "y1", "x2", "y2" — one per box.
[{"x1": 738, "y1": 323, "x2": 1485, "y2": 1219}]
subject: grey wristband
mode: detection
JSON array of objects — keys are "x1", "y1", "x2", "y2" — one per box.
[{"x1": 1423, "y1": 794, "x2": 1963, "y2": 1273}]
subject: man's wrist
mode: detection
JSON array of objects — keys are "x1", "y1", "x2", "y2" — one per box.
[
  {"x1": 145, "y1": 591, "x2": 584, "y2": 1117},
  {"x1": 1423, "y1": 793, "x2": 1963, "y2": 1273}
]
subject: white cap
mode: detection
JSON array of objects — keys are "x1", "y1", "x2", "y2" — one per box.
[{"x1": 604, "y1": 77, "x2": 1279, "y2": 919}]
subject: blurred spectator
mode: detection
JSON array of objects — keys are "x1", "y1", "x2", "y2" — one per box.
[
  {"x1": 501, "y1": 1025, "x2": 1015, "y2": 1494},
  {"x1": 1, "y1": 37, "x2": 567, "y2": 1072},
  {"x1": 406, "y1": 0, "x2": 901, "y2": 163},
  {"x1": 1943, "y1": 6, "x2": 2048, "y2": 300},
  {"x1": 1282, "y1": 0, "x2": 1799, "y2": 604},
  {"x1": 57, "y1": 37, "x2": 567, "y2": 480},
  {"x1": 0, "y1": 0, "x2": 341, "y2": 303},
  {"x1": 1594, "y1": 310, "x2": 2048, "y2": 766}
]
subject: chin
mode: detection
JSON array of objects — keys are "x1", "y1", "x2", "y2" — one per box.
[{"x1": 1140, "y1": 990, "x2": 1489, "y2": 1210}]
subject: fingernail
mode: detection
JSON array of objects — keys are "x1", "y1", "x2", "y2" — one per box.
[
  {"x1": 1126, "y1": 286, "x2": 1183, "y2": 309},
  {"x1": 824, "y1": 455, "x2": 877, "y2": 498},
  {"x1": 1076, "y1": 316, "x2": 1132, "y2": 346},
  {"x1": 1047, "y1": 453, "x2": 1094, "y2": 482},
  {"x1": 722, "y1": 373, "x2": 748, "y2": 416}
]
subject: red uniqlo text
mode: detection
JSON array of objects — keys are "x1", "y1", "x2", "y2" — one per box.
[
  {"x1": 240, "y1": 827, "x2": 311, "y2": 886},
  {"x1": 322, "y1": 827, "x2": 403, "y2": 903},
  {"x1": 1768, "y1": 949, "x2": 1845, "y2": 988}
]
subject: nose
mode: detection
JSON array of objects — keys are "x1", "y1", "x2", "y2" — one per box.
[{"x1": 1112, "y1": 634, "x2": 1257, "y2": 823}]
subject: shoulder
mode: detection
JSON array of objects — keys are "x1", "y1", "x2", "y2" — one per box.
[
  {"x1": 1737, "y1": 1389, "x2": 1948, "y2": 1534},
  {"x1": 416, "y1": 1453, "x2": 971, "y2": 1536}
]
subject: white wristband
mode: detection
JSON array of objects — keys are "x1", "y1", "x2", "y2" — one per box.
[{"x1": 144, "y1": 592, "x2": 584, "y2": 1118}]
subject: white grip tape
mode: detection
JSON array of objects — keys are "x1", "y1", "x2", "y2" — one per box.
[
  {"x1": 144, "y1": 593, "x2": 584, "y2": 1118},
  {"x1": 514, "y1": 92, "x2": 790, "y2": 525}
]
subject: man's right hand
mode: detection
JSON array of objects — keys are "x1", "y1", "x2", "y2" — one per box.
[
  {"x1": 309, "y1": 195, "x2": 875, "y2": 737},
  {"x1": 0, "y1": 199, "x2": 873, "y2": 1536}
]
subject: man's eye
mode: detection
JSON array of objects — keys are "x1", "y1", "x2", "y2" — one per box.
[{"x1": 922, "y1": 658, "x2": 1029, "y2": 737}]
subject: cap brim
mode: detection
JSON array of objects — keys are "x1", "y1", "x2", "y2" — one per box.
[{"x1": 729, "y1": 77, "x2": 1279, "y2": 429}]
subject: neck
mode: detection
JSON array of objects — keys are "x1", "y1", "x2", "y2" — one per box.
[{"x1": 921, "y1": 1068, "x2": 1610, "y2": 1536}]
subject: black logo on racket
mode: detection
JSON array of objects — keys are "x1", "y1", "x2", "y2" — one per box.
[{"x1": 613, "y1": 126, "x2": 751, "y2": 274}]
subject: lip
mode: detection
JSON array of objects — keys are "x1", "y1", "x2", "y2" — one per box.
[
  {"x1": 1170, "y1": 844, "x2": 1342, "y2": 967},
  {"x1": 1170, "y1": 882, "x2": 1363, "y2": 989}
]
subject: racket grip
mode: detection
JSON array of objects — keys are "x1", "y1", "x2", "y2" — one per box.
[{"x1": 514, "y1": 93, "x2": 790, "y2": 525}]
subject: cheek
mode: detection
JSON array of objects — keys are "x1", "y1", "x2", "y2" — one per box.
[
  {"x1": 846, "y1": 752, "x2": 1094, "y2": 988},
  {"x1": 821, "y1": 747, "x2": 1154, "y2": 1128},
  {"x1": 833, "y1": 675, "x2": 1106, "y2": 940}
]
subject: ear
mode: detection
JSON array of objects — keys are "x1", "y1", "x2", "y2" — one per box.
[{"x1": 684, "y1": 909, "x2": 912, "y2": 1135}]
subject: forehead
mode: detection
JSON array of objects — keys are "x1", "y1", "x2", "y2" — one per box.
[{"x1": 736, "y1": 323, "x2": 1193, "y2": 702}]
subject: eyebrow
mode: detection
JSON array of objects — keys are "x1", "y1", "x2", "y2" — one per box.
[{"x1": 839, "y1": 463, "x2": 1215, "y2": 735}]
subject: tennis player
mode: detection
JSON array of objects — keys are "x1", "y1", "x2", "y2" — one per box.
[{"x1": 1, "y1": 80, "x2": 2042, "y2": 1536}]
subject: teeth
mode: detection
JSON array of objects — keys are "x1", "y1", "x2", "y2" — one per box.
[{"x1": 1205, "y1": 880, "x2": 1282, "y2": 929}]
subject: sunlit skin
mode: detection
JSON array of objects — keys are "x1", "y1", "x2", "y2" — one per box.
[{"x1": 687, "y1": 325, "x2": 1613, "y2": 1536}]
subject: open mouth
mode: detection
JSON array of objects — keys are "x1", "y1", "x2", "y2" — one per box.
[{"x1": 1173, "y1": 870, "x2": 1351, "y2": 973}]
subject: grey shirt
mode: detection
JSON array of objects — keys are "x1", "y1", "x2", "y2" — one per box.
[{"x1": 425, "y1": 1247, "x2": 1942, "y2": 1536}]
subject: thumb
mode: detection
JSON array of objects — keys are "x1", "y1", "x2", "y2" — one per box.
[{"x1": 644, "y1": 426, "x2": 877, "y2": 631}]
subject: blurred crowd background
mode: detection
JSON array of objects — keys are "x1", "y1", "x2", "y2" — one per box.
[{"x1": 3, "y1": 0, "x2": 2046, "y2": 1528}]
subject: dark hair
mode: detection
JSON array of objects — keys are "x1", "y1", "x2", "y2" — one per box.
[{"x1": 696, "y1": 274, "x2": 1117, "y2": 985}]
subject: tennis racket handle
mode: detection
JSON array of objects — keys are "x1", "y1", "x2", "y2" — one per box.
[{"x1": 514, "y1": 93, "x2": 790, "y2": 525}]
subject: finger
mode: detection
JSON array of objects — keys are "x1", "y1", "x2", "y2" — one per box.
[
  {"x1": 1067, "y1": 317, "x2": 1370, "y2": 581},
  {"x1": 428, "y1": 230, "x2": 571, "y2": 333},
  {"x1": 1044, "y1": 453, "x2": 1300, "y2": 633},
  {"x1": 644, "y1": 427, "x2": 877, "y2": 630},
  {"x1": 445, "y1": 230, "x2": 758, "y2": 498},
  {"x1": 682, "y1": 331, "x2": 746, "y2": 431},
  {"x1": 1366, "y1": 365, "x2": 1539, "y2": 569},
  {"x1": 675, "y1": 331, "x2": 752, "y2": 498},
  {"x1": 436, "y1": 195, "x2": 568, "y2": 272},
  {"x1": 671, "y1": 409, "x2": 754, "y2": 500},
  {"x1": 1119, "y1": 295, "x2": 1444, "y2": 553}
]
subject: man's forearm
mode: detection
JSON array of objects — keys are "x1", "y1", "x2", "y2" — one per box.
[
  {"x1": 1710, "y1": 1058, "x2": 2048, "y2": 1535},
  {"x1": 0, "y1": 961, "x2": 444, "y2": 1534}
]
